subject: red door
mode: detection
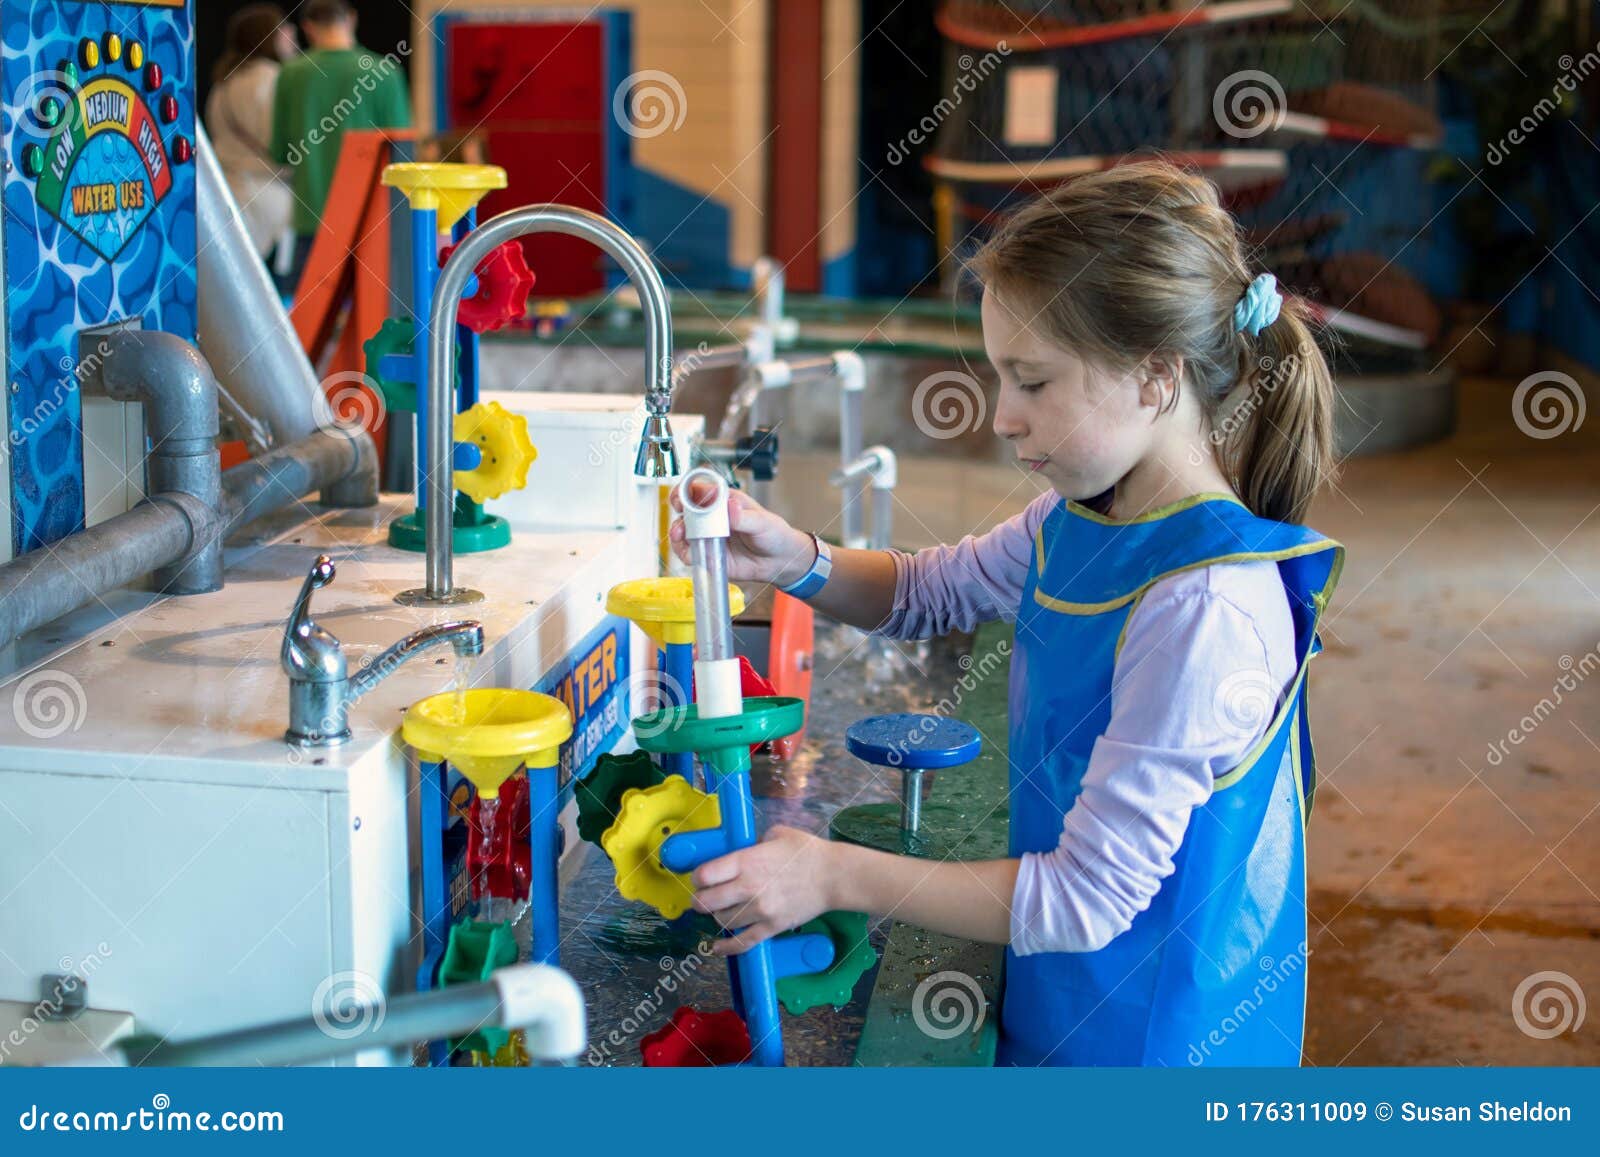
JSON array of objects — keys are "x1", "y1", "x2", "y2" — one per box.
[{"x1": 445, "y1": 21, "x2": 608, "y2": 296}]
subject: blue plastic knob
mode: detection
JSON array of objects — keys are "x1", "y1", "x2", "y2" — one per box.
[{"x1": 845, "y1": 713, "x2": 981, "y2": 770}]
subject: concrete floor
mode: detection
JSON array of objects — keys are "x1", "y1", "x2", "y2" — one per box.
[{"x1": 768, "y1": 373, "x2": 1600, "y2": 1066}]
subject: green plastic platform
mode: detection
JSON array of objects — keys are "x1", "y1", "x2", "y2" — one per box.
[
  {"x1": 849, "y1": 624, "x2": 1011, "y2": 1067},
  {"x1": 630, "y1": 696, "x2": 805, "y2": 756},
  {"x1": 388, "y1": 495, "x2": 511, "y2": 553}
]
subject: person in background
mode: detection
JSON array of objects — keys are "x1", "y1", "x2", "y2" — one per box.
[
  {"x1": 271, "y1": 0, "x2": 411, "y2": 293},
  {"x1": 204, "y1": 4, "x2": 298, "y2": 291}
]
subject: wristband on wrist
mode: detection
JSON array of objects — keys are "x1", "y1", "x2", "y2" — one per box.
[{"x1": 779, "y1": 532, "x2": 832, "y2": 599}]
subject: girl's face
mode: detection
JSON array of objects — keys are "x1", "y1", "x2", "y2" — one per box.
[{"x1": 981, "y1": 287, "x2": 1158, "y2": 501}]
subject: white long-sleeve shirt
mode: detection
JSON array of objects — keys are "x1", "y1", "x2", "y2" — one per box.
[{"x1": 881, "y1": 493, "x2": 1297, "y2": 954}]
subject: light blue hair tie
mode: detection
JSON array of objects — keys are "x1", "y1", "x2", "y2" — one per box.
[{"x1": 1234, "y1": 272, "x2": 1283, "y2": 337}]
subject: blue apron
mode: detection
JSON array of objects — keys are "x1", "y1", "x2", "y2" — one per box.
[{"x1": 1000, "y1": 493, "x2": 1342, "y2": 1067}]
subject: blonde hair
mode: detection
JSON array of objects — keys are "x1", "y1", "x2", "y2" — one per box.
[{"x1": 968, "y1": 159, "x2": 1335, "y2": 524}]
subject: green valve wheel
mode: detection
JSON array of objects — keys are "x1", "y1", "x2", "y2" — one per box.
[
  {"x1": 776, "y1": 910, "x2": 876, "y2": 1015},
  {"x1": 363, "y1": 317, "x2": 420, "y2": 413},
  {"x1": 362, "y1": 318, "x2": 461, "y2": 414},
  {"x1": 575, "y1": 750, "x2": 665, "y2": 846},
  {"x1": 630, "y1": 696, "x2": 805, "y2": 757}
]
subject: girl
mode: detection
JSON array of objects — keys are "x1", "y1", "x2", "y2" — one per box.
[
  {"x1": 670, "y1": 160, "x2": 1343, "y2": 1067},
  {"x1": 204, "y1": 5, "x2": 297, "y2": 287}
]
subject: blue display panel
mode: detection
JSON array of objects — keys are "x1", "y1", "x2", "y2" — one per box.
[{"x1": 1, "y1": 0, "x2": 195, "y2": 554}]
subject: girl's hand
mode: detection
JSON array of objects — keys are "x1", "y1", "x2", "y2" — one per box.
[
  {"x1": 668, "y1": 475, "x2": 816, "y2": 588},
  {"x1": 691, "y1": 826, "x2": 836, "y2": 955}
]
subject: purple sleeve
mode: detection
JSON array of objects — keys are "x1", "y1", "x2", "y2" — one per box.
[{"x1": 877, "y1": 492, "x2": 1058, "y2": 639}]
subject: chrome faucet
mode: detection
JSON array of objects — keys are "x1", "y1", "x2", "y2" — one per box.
[
  {"x1": 405, "y1": 204, "x2": 677, "y2": 607},
  {"x1": 283, "y1": 554, "x2": 484, "y2": 746}
]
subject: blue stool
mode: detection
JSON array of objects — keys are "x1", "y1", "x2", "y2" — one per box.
[{"x1": 845, "y1": 713, "x2": 982, "y2": 835}]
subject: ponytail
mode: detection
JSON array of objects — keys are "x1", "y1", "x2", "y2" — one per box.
[{"x1": 1227, "y1": 299, "x2": 1336, "y2": 524}]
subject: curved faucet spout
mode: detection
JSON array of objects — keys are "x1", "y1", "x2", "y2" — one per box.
[
  {"x1": 422, "y1": 205, "x2": 676, "y2": 603},
  {"x1": 348, "y1": 621, "x2": 484, "y2": 702}
]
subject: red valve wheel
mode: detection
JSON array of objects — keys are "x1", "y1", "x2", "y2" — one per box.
[
  {"x1": 640, "y1": 1007, "x2": 751, "y2": 1067},
  {"x1": 440, "y1": 241, "x2": 535, "y2": 334}
]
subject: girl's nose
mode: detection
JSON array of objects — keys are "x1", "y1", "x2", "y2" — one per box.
[{"x1": 992, "y1": 391, "x2": 1026, "y2": 441}]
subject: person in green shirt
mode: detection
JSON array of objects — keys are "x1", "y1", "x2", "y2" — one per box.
[{"x1": 271, "y1": 0, "x2": 410, "y2": 289}]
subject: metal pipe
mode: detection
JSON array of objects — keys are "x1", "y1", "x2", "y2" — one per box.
[
  {"x1": 194, "y1": 124, "x2": 318, "y2": 446},
  {"x1": 830, "y1": 445, "x2": 896, "y2": 552},
  {"x1": 0, "y1": 428, "x2": 375, "y2": 647},
  {"x1": 0, "y1": 493, "x2": 215, "y2": 644},
  {"x1": 119, "y1": 964, "x2": 585, "y2": 1066},
  {"x1": 84, "y1": 330, "x2": 224, "y2": 594},
  {"x1": 221, "y1": 428, "x2": 380, "y2": 534},
  {"x1": 902, "y1": 768, "x2": 925, "y2": 833},
  {"x1": 423, "y1": 205, "x2": 676, "y2": 601},
  {"x1": 680, "y1": 342, "x2": 753, "y2": 375},
  {"x1": 195, "y1": 124, "x2": 376, "y2": 510}
]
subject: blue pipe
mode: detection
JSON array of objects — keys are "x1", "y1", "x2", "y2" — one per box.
[
  {"x1": 710, "y1": 746, "x2": 784, "y2": 1067},
  {"x1": 528, "y1": 767, "x2": 561, "y2": 967},
  {"x1": 659, "y1": 825, "x2": 731, "y2": 874},
  {"x1": 769, "y1": 933, "x2": 835, "y2": 979},
  {"x1": 661, "y1": 643, "x2": 694, "y2": 782},
  {"x1": 417, "y1": 757, "x2": 450, "y2": 1067},
  {"x1": 409, "y1": 205, "x2": 439, "y2": 510}
]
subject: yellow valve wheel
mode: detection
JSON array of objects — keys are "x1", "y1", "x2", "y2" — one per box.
[
  {"x1": 606, "y1": 577, "x2": 746, "y2": 646},
  {"x1": 454, "y1": 401, "x2": 536, "y2": 504},
  {"x1": 601, "y1": 777, "x2": 721, "y2": 919},
  {"x1": 403, "y1": 688, "x2": 572, "y2": 800},
  {"x1": 381, "y1": 162, "x2": 507, "y2": 230}
]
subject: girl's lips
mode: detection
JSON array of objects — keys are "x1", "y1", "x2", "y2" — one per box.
[{"x1": 1021, "y1": 458, "x2": 1047, "y2": 472}]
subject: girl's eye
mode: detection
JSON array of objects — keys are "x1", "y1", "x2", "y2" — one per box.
[{"x1": 1017, "y1": 380, "x2": 1046, "y2": 394}]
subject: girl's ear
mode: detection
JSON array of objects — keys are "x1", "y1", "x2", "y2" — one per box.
[{"x1": 1137, "y1": 355, "x2": 1185, "y2": 414}]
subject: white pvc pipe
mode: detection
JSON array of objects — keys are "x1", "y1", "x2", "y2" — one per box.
[{"x1": 833, "y1": 351, "x2": 867, "y2": 548}]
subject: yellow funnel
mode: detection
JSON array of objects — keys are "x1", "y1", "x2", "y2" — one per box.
[
  {"x1": 382, "y1": 163, "x2": 507, "y2": 230},
  {"x1": 403, "y1": 688, "x2": 572, "y2": 799},
  {"x1": 606, "y1": 577, "x2": 746, "y2": 646}
]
